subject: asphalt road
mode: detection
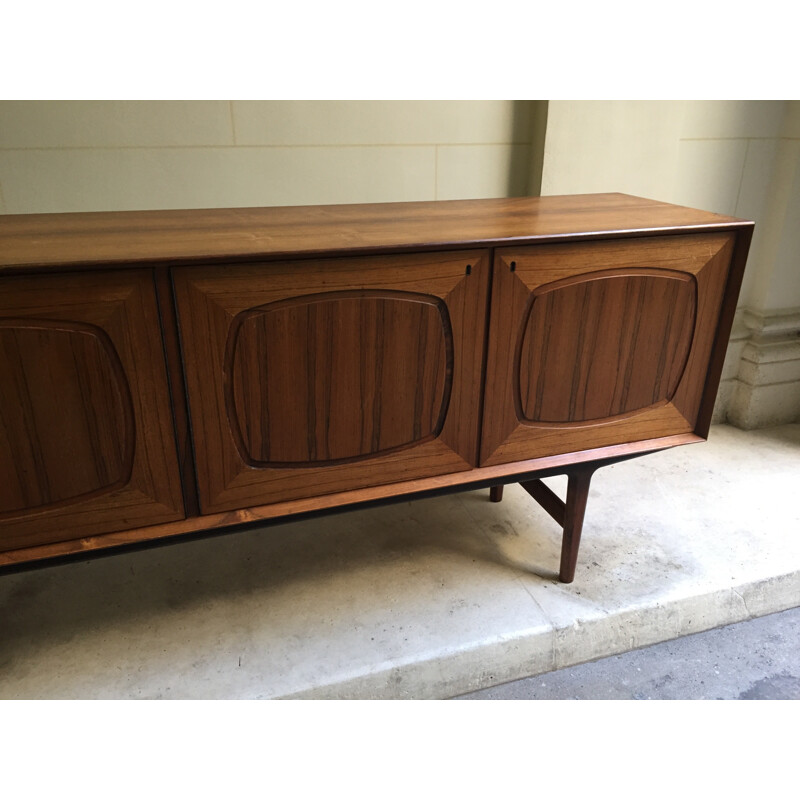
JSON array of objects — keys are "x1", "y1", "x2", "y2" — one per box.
[{"x1": 456, "y1": 605, "x2": 800, "y2": 700}]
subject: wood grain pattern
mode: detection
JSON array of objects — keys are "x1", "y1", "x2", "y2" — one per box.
[
  {"x1": 481, "y1": 233, "x2": 737, "y2": 466},
  {"x1": 227, "y1": 290, "x2": 451, "y2": 466},
  {"x1": 669, "y1": 236, "x2": 735, "y2": 428},
  {"x1": 0, "y1": 271, "x2": 184, "y2": 551},
  {"x1": 0, "y1": 196, "x2": 754, "y2": 571},
  {"x1": 0, "y1": 320, "x2": 134, "y2": 515},
  {"x1": 517, "y1": 269, "x2": 696, "y2": 423},
  {"x1": 173, "y1": 250, "x2": 491, "y2": 514},
  {"x1": 0, "y1": 194, "x2": 750, "y2": 273}
]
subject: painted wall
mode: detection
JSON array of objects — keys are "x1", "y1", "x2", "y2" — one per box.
[
  {"x1": 0, "y1": 100, "x2": 538, "y2": 214},
  {"x1": 1, "y1": 99, "x2": 795, "y2": 427},
  {"x1": 541, "y1": 100, "x2": 800, "y2": 313},
  {"x1": 541, "y1": 100, "x2": 800, "y2": 427}
]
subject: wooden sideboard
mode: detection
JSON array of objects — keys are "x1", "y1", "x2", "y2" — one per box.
[{"x1": 0, "y1": 194, "x2": 753, "y2": 582}]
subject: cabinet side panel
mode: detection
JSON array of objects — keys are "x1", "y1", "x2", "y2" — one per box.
[
  {"x1": 670, "y1": 236, "x2": 736, "y2": 428},
  {"x1": 693, "y1": 226, "x2": 753, "y2": 437}
]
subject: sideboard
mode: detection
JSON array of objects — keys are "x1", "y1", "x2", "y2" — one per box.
[{"x1": 0, "y1": 194, "x2": 753, "y2": 582}]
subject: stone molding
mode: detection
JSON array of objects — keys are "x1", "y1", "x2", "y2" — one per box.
[{"x1": 717, "y1": 307, "x2": 800, "y2": 429}]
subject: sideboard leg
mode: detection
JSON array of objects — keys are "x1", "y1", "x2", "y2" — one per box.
[
  {"x1": 559, "y1": 468, "x2": 595, "y2": 584},
  {"x1": 518, "y1": 466, "x2": 597, "y2": 584},
  {"x1": 489, "y1": 485, "x2": 504, "y2": 503}
]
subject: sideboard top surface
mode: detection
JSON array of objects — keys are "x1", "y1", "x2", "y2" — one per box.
[{"x1": 0, "y1": 193, "x2": 752, "y2": 272}]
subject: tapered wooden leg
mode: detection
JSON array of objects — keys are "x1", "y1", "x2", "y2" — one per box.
[
  {"x1": 517, "y1": 466, "x2": 597, "y2": 583},
  {"x1": 559, "y1": 468, "x2": 594, "y2": 584},
  {"x1": 489, "y1": 485, "x2": 504, "y2": 503}
]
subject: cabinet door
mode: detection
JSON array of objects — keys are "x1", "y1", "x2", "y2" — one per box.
[
  {"x1": 480, "y1": 233, "x2": 736, "y2": 466},
  {"x1": 174, "y1": 250, "x2": 490, "y2": 514},
  {"x1": 0, "y1": 270, "x2": 185, "y2": 551}
]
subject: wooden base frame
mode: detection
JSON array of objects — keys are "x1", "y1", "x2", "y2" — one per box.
[
  {"x1": 488, "y1": 452, "x2": 644, "y2": 583},
  {"x1": 1, "y1": 449, "x2": 655, "y2": 578}
]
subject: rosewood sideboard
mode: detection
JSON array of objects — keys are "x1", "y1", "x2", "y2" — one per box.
[{"x1": 0, "y1": 194, "x2": 753, "y2": 581}]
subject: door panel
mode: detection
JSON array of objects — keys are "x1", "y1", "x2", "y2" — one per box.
[
  {"x1": 227, "y1": 290, "x2": 452, "y2": 466},
  {"x1": 0, "y1": 319, "x2": 134, "y2": 515},
  {"x1": 0, "y1": 271, "x2": 185, "y2": 551},
  {"x1": 516, "y1": 269, "x2": 697, "y2": 423},
  {"x1": 174, "y1": 250, "x2": 490, "y2": 514},
  {"x1": 481, "y1": 234, "x2": 735, "y2": 467}
]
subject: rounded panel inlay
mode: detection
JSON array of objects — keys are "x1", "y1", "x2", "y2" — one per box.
[
  {"x1": 226, "y1": 290, "x2": 453, "y2": 466},
  {"x1": 0, "y1": 320, "x2": 135, "y2": 517},
  {"x1": 516, "y1": 269, "x2": 697, "y2": 424}
]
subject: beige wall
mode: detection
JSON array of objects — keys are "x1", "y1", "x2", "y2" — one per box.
[
  {"x1": 541, "y1": 100, "x2": 800, "y2": 313},
  {"x1": 541, "y1": 100, "x2": 800, "y2": 427},
  {"x1": 0, "y1": 100, "x2": 538, "y2": 214},
  {"x1": 2, "y1": 99, "x2": 795, "y2": 427}
]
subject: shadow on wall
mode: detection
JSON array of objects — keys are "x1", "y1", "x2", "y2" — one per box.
[
  {"x1": 522, "y1": 100, "x2": 548, "y2": 197},
  {"x1": 508, "y1": 100, "x2": 548, "y2": 198}
]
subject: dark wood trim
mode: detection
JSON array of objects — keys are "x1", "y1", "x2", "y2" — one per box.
[
  {"x1": 153, "y1": 267, "x2": 200, "y2": 517},
  {"x1": 694, "y1": 224, "x2": 755, "y2": 438},
  {"x1": 475, "y1": 248, "x2": 496, "y2": 466}
]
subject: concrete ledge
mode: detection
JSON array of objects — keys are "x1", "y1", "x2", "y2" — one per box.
[{"x1": 1, "y1": 424, "x2": 798, "y2": 699}]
